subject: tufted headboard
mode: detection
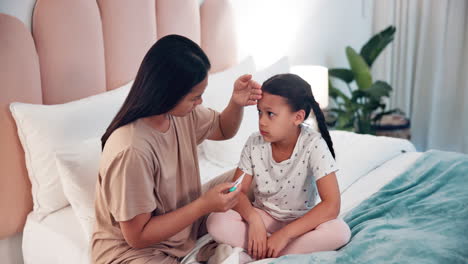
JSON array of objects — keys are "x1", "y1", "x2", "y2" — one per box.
[{"x1": 0, "y1": 0, "x2": 238, "y2": 239}]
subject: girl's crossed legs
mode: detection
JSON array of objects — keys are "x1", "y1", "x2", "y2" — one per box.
[{"x1": 206, "y1": 208, "x2": 351, "y2": 257}]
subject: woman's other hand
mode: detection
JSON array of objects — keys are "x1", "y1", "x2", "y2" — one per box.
[
  {"x1": 247, "y1": 213, "x2": 268, "y2": 260},
  {"x1": 200, "y1": 182, "x2": 241, "y2": 213},
  {"x1": 232, "y1": 74, "x2": 262, "y2": 107}
]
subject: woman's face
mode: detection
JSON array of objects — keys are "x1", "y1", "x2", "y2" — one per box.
[{"x1": 169, "y1": 77, "x2": 208, "y2": 117}]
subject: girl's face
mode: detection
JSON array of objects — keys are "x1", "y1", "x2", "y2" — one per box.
[
  {"x1": 257, "y1": 92, "x2": 304, "y2": 142},
  {"x1": 169, "y1": 77, "x2": 207, "y2": 116}
]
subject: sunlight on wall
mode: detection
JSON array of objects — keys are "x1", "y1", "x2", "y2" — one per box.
[
  {"x1": 232, "y1": 0, "x2": 372, "y2": 70},
  {"x1": 291, "y1": 65, "x2": 329, "y2": 108},
  {"x1": 233, "y1": 0, "x2": 305, "y2": 68}
]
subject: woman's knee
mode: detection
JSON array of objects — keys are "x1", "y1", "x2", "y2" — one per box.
[
  {"x1": 206, "y1": 210, "x2": 238, "y2": 237},
  {"x1": 206, "y1": 213, "x2": 222, "y2": 235}
]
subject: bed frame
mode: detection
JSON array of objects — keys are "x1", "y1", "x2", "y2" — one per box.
[{"x1": 0, "y1": 0, "x2": 238, "y2": 241}]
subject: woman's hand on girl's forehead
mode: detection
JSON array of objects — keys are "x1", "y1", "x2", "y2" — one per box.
[{"x1": 231, "y1": 74, "x2": 263, "y2": 107}]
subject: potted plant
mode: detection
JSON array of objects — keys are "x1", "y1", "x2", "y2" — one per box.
[{"x1": 327, "y1": 26, "x2": 406, "y2": 135}]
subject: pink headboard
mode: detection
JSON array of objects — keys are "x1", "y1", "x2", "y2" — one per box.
[{"x1": 0, "y1": 0, "x2": 238, "y2": 239}]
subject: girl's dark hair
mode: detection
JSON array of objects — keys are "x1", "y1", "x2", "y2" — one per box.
[
  {"x1": 101, "y1": 34, "x2": 211, "y2": 149},
  {"x1": 262, "y1": 73, "x2": 335, "y2": 159}
]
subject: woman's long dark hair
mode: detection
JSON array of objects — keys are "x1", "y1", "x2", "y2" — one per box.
[
  {"x1": 101, "y1": 35, "x2": 211, "y2": 149},
  {"x1": 262, "y1": 73, "x2": 335, "y2": 159}
]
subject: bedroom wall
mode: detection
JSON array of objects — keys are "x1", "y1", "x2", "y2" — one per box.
[{"x1": 232, "y1": 0, "x2": 373, "y2": 69}]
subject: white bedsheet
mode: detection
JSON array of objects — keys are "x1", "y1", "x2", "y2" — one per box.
[
  {"x1": 339, "y1": 152, "x2": 423, "y2": 217},
  {"x1": 22, "y1": 206, "x2": 89, "y2": 264}
]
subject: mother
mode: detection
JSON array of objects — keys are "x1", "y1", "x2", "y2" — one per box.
[{"x1": 91, "y1": 34, "x2": 262, "y2": 263}]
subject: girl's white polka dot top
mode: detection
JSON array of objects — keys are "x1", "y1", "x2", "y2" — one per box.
[{"x1": 238, "y1": 124, "x2": 339, "y2": 221}]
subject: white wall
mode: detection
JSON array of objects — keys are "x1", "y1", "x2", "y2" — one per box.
[{"x1": 232, "y1": 0, "x2": 373, "y2": 69}]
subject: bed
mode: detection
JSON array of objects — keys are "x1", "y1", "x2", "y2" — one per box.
[
  {"x1": 20, "y1": 137, "x2": 423, "y2": 264},
  {"x1": 1, "y1": 1, "x2": 468, "y2": 264}
]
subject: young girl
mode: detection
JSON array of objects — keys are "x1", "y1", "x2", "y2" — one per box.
[{"x1": 206, "y1": 73, "x2": 351, "y2": 261}]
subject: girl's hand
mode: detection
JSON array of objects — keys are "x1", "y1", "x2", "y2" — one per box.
[
  {"x1": 247, "y1": 213, "x2": 268, "y2": 260},
  {"x1": 231, "y1": 74, "x2": 262, "y2": 107},
  {"x1": 199, "y1": 182, "x2": 241, "y2": 213},
  {"x1": 266, "y1": 230, "x2": 291, "y2": 258}
]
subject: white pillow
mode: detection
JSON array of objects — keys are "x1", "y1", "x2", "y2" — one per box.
[
  {"x1": 330, "y1": 130, "x2": 416, "y2": 193},
  {"x1": 202, "y1": 57, "x2": 290, "y2": 167},
  {"x1": 9, "y1": 81, "x2": 133, "y2": 220},
  {"x1": 55, "y1": 138, "x2": 101, "y2": 239}
]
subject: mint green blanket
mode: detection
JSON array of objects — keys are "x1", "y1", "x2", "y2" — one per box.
[{"x1": 274, "y1": 150, "x2": 468, "y2": 263}]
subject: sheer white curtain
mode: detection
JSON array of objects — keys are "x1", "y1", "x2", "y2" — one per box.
[{"x1": 372, "y1": 0, "x2": 468, "y2": 153}]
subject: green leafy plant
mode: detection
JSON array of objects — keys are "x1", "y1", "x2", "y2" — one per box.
[{"x1": 328, "y1": 26, "x2": 398, "y2": 134}]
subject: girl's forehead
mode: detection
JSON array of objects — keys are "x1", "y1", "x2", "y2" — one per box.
[{"x1": 258, "y1": 92, "x2": 288, "y2": 108}]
